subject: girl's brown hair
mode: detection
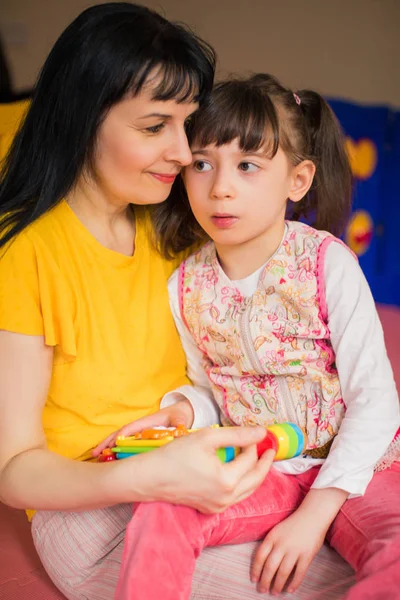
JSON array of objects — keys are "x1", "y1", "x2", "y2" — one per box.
[{"x1": 153, "y1": 73, "x2": 352, "y2": 258}]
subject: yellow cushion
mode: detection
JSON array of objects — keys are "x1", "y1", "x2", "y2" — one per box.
[{"x1": 0, "y1": 100, "x2": 29, "y2": 161}]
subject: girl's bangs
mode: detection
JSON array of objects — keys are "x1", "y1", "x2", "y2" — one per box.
[{"x1": 188, "y1": 84, "x2": 281, "y2": 156}]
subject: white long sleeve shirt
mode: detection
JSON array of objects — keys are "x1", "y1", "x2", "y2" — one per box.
[{"x1": 161, "y1": 242, "x2": 400, "y2": 497}]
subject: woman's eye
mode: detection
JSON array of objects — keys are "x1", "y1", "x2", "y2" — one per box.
[
  {"x1": 239, "y1": 162, "x2": 258, "y2": 173},
  {"x1": 193, "y1": 160, "x2": 212, "y2": 172},
  {"x1": 184, "y1": 117, "x2": 193, "y2": 131},
  {"x1": 145, "y1": 123, "x2": 164, "y2": 134}
]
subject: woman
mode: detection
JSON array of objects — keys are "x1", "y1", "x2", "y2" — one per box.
[{"x1": 0, "y1": 4, "x2": 273, "y2": 600}]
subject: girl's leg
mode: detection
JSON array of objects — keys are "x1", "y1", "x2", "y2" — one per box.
[
  {"x1": 115, "y1": 469, "x2": 305, "y2": 600},
  {"x1": 326, "y1": 461, "x2": 400, "y2": 600}
]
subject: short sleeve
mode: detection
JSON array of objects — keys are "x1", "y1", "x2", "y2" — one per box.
[
  {"x1": 0, "y1": 232, "x2": 77, "y2": 359},
  {"x1": 0, "y1": 233, "x2": 44, "y2": 335}
]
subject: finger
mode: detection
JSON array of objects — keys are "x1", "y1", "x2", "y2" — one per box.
[
  {"x1": 259, "y1": 548, "x2": 284, "y2": 593},
  {"x1": 225, "y1": 441, "x2": 258, "y2": 471},
  {"x1": 251, "y1": 538, "x2": 274, "y2": 583},
  {"x1": 169, "y1": 413, "x2": 190, "y2": 428},
  {"x1": 169, "y1": 418, "x2": 186, "y2": 428},
  {"x1": 117, "y1": 412, "x2": 170, "y2": 437},
  {"x1": 92, "y1": 432, "x2": 117, "y2": 456},
  {"x1": 233, "y1": 449, "x2": 275, "y2": 502},
  {"x1": 286, "y1": 555, "x2": 311, "y2": 593},
  {"x1": 271, "y1": 553, "x2": 297, "y2": 595},
  {"x1": 169, "y1": 399, "x2": 194, "y2": 428},
  {"x1": 199, "y1": 425, "x2": 267, "y2": 452},
  {"x1": 93, "y1": 411, "x2": 173, "y2": 457}
]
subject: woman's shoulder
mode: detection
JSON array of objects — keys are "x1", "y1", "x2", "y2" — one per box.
[
  {"x1": 0, "y1": 201, "x2": 76, "y2": 305},
  {"x1": 1, "y1": 201, "x2": 68, "y2": 259}
]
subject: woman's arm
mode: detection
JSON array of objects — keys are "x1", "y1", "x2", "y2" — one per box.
[
  {"x1": 0, "y1": 330, "x2": 130, "y2": 510},
  {"x1": 0, "y1": 331, "x2": 273, "y2": 513}
]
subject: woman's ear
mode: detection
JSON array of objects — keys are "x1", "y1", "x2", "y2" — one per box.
[{"x1": 289, "y1": 160, "x2": 316, "y2": 203}]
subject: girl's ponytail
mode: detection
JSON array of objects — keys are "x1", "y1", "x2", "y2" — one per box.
[{"x1": 294, "y1": 90, "x2": 353, "y2": 236}]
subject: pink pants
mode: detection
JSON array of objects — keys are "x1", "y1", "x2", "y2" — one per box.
[{"x1": 116, "y1": 462, "x2": 400, "y2": 600}]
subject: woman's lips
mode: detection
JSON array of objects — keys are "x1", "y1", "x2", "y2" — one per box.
[{"x1": 150, "y1": 173, "x2": 177, "y2": 184}]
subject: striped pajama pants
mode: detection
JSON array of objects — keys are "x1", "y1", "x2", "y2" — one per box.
[{"x1": 31, "y1": 472, "x2": 358, "y2": 600}]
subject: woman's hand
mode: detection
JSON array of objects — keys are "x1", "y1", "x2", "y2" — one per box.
[
  {"x1": 92, "y1": 400, "x2": 194, "y2": 457},
  {"x1": 250, "y1": 487, "x2": 348, "y2": 594},
  {"x1": 123, "y1": 425, "x2": 275, "y2": 513}
]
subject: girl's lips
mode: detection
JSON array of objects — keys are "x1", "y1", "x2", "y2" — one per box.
[
  {"x1": 150, "y1": 173, "x2": 177, "y2": 184},
  {"x1": 211, "y1": 215, "x2": 239, "y2": 229}
]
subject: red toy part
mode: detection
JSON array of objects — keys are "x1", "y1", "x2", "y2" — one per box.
[
  {"x1": 99, "y1": 449, "x2": 117, "y2": 462},
  {"x1": 256, "y1": 431, "x2": 279, "y2": 458}
]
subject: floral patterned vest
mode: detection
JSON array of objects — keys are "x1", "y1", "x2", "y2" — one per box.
[{"x1": 178, "y1": 222, "x2": 348, "y2": 452}]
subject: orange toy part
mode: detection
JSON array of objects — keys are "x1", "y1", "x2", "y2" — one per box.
[
  {"x1": 132, "y1": 425, "x2": 190, "y2": 440},
  {"x1": 171, "y1": 424, "x2": 191, "y2": 437}
]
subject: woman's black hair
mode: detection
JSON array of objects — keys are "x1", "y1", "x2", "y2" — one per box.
[{"x1": 0, "y1": 2, "x2": 216, "y2": 248}]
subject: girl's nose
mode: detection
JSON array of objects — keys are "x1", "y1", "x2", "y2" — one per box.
[{"x1": 210, "y1": 175, "x2": 235, "y2": 200}]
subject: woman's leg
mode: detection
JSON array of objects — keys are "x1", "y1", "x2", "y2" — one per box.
[
  {"x1": 32, "y1": 503, "x2": 133, "y2": 600},
  {"x1": 193, "y1": 542, "x2": 354, "y2": 600},
  {"x1": 327, "y1": 461, "x2": 400, "y2": 600},
  {"x1": 115, "y1": 469, "x2": 306, "y2": 600},
  {"x1": 30, "y1": 470, "x2": 354, "y2": 600}
]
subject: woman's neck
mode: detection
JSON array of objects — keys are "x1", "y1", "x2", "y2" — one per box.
[
  {"x1": 215, "y1": 221, "x2": 286, "y2": 281},
  {"x1": 65, "y1": 183, "x2": 136, "y2": 257}
]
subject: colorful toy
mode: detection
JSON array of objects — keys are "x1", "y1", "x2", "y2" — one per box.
[{"x1": 98, "y1": 422, "x2": 307, "y2": 463}]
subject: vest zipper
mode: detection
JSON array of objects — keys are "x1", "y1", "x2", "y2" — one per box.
[
  {"x1": 240, "y1": 309, "x2": 264, "y2": 374},
  {"x1": 240, "y1": 307, "x2": 298, "y2": 424}
]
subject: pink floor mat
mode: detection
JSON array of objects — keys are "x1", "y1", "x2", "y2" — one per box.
[
  {"x1": 1, "y1": 304, "x2": 399, "y2": 600},
  {"x1": 0, "y1": 502, "x2": 64, "y2": 600}
]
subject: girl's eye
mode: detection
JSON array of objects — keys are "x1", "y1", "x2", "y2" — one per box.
[
  {"x1": 193, "y1": 160, "x2": 212, "y2": 172},
  {"x1": 145, "y1": 123, "x2": 164, "y2": 134},
  {"x1": 239, "y1": 162, "x2": 259, "y2": 173}
]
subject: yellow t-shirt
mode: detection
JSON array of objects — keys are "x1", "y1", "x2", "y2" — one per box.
[{"x1": 0, "y1": 200, "x2": 189, "y2": 461}]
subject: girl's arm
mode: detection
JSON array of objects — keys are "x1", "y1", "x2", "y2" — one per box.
[
  {"x1": 92, "y1": 268, "x2": 218, "y2": 455},
  {"x1": 159, "y1": 268, "x2": 220, "y2": 428},
  {"x1": 251, "y1": 242, "x2": 399, "y2": 595},
  {"x1": 311, "y1": 242, "x2": 399, "y2": 496}
]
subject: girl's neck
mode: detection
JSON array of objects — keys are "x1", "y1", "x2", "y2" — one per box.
[{"x1": 215, "y1": 221, "x2": 286, "y2": 281}]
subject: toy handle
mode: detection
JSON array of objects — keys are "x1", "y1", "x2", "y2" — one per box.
[{"x1": 256, "y1": 423, "x2": 306, "y2": 461}]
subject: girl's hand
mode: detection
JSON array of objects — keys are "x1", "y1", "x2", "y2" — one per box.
[
  {"x1": 251, "y1": 510, "x2": 326, "y2": 595},
  {"x1": 92, "y1": 400, "x2": 194, "y2": 457},
  {"x1": 251, "y1": 487, "x2": 347, "y2": 594}
]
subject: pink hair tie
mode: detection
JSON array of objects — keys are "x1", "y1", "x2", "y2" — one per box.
[{"x1": 293, "y1": 93, "x2": 301, "y2": 106}]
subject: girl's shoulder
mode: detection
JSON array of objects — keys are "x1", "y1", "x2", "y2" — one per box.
[
  {"x1": 286, "y1": 219, "x2": 337, "y2": 241},
  {"x1": 167, "y1": 240, "x2": 215, "y2": 288}
]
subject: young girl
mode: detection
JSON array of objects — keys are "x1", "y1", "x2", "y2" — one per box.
[{"x1": 96, "y1": 74, "x2": 400, "y2": 599}]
